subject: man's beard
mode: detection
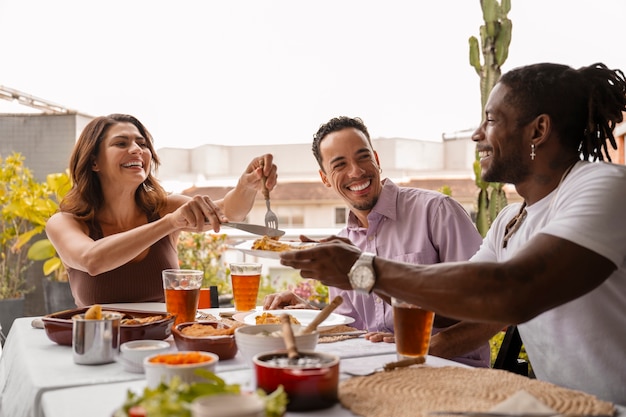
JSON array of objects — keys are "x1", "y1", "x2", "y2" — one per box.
[
  {"x1": 351, "y1": 194, "x2": 379, "y2": 211},
  {"x1": 483, "y1": 157, "x2": 529, "y2": 184},
  {"x1": 482, "y1": 138, "x2": 528, "y2": 184}
]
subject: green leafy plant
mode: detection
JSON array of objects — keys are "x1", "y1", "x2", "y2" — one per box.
[
  {"x1": 0, "y1": 153, "x2": 59, "y2": 298},
  {"x1": 177, "y1": 232, "x2": 229, "y2": 294},
  {"x1": 289, "y1": 279, "x2": 329, "y2": 307},
  {"x1": 257, "y1": 271, "x2": 329, "y2": 308},
  {"x1": 26, "y1": 171, "x2": 72, "y2": 282},
  {"x1": 438, "y1": 185, "x2": 452, "y2": 197},
  {"x1": 489, "y1": 329, "x2": 530, "y2": 370},
  {"x1": 469, "y1": 0, "x2": 511, "y2": 236}
]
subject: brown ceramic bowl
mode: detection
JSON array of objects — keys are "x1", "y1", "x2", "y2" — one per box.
[
  {"x1": 41, "y1": 306, "x2": 175, "y2": 346},
  {"x1": 172, "y1": 321, "x2": 238, "y2": 360},
  {"x1": 253, "y1": 350, "x2": 339, "y2": 411}
]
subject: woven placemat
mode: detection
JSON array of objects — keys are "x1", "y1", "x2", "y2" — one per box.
[
  {"x1": 319, "y1": 325, "x2": 363, "y2": 343},
  {"x1": 339, "y1": 366, "x2": 615, "y2": 417},
  {"x1": 320, "y1": 325, "x2": 361, "y2": 334}
]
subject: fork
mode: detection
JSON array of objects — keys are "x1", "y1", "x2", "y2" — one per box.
[{"x1": 262, "y1": 175, "x2": 279, "y2": 230}]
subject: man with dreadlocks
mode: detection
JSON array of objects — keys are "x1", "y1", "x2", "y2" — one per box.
[{"x1": 280, "y1": 62, "x2": 626, "y2": 405}]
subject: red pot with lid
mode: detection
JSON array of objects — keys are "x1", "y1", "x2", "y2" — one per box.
[{"x1": 253, "y1": 350, "x2": 339, "y2": 411}]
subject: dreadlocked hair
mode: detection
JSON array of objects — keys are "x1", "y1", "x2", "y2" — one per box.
[
  {"x1": 580, "y1": 63, "x2": 626, "y2": 161},
  {"x1": 500, "y1": 62, "x2": 626, "y2": 162}
]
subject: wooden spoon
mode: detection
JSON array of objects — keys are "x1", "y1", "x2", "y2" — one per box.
[
  {"x1": 300, "y1": 295, "x2": 344, "y2": 335},
  {"x1": 281, "y1": 313, "x2": 300, "y2": 363}
]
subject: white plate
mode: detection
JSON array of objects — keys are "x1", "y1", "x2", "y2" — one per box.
[
  {"x1": 233, "y1": 309, "x2": 355, "y2": 331},
  {"x1": 231, "y1": 240, "x2": 317, "y2": 259}
]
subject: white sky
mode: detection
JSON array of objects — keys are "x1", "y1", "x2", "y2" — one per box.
[{"x1": 1, "y1": 0, "x2": 626, "y2": 149}]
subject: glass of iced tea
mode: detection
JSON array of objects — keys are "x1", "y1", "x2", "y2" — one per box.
[
  {"x1": 162, "y1": 269, "x2": 203, "y2": 326},
  {"x1": 229, "y1": 263, "x2": 262, "y2": 311},
  {"x1": 392, "y1": 297, "x2": 435, "y2": 362}
]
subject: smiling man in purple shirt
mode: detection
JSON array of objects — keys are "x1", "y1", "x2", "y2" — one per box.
[{"x1": 265, "y1": 116, "x2": 502, "y2": 367}]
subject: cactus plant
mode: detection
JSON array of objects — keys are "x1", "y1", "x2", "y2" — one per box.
[{"x1": 469, "y1": 0, "x2": 512, "y2": 236}]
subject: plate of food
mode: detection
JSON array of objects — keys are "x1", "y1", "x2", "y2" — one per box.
[
  {"x1": 231, "y1": 236, "x2": 317, "y2": 259},
  {"x1": 233, "y1": 309, "x2": 354, "y2": 332}
]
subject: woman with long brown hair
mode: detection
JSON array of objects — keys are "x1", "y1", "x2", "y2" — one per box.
[{"x1": 46, "y1": 113, "x2": 277, "y2": 307}]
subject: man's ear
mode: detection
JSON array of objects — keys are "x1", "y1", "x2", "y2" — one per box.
[
  {"x1": 319, "y1": 169, "x2": 331, "y2": 188},
  {"x1": 374, "y1": 150, "x2": 381, "y2": 172},
  {"x1": 530, "y1": 114, "x2": 551, "y2": 147}
]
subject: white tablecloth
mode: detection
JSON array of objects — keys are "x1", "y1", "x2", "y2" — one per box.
[
  {"x1": 0, "y1": 303, "x2": 430, "y2": 417},
  {"x1": 3, "y1": 303, "x2": 624, "y2": 417},
  {"x1": 40, "y1": 352, "x2": 464, "y2": 417}
]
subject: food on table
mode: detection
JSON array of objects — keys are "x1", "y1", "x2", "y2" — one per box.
[
  {"x1": 148, "y1": 351, "x2": 215, "y2": 365},
  {"x1": 251, "y1": 235, "x2": 312, "y2": 252},
  {"x1": 84, "y1": 304, "x2": 102, "y2": 320},
  {"x1": 180, "y1": 322, "x2": 237, "y2": 337},
  {"x1": 255, "y1": 312, "x2": 301, "y2": 325},
  {"x1": 43, "y1": 307, "x2": 176, "y2": 346},
  {"x1": 172, "y1": 322, "x2": 239, "y2": 360},
  {"x1": 112, "y1": 371, "x2": 288, "y2": 417},
  {"x1": 120, "y1": 315, "x2": 165, "y2": 325}
]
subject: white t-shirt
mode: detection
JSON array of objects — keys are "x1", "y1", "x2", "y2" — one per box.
[{"x1": 471, "y1": 161, "x2": 626, "y2": 405}]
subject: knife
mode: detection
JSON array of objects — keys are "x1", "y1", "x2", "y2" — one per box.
[{"x1": 219, "y1": 221, "x2": 285, "y2": 237}]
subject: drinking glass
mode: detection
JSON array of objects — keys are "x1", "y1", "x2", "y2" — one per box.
[
  {"x1": 229, "y1": 263, "x2": 262, "y2": 311},
  {"x1": 392, "y1": 297, "x2": 435, "y2": 362},
  {"x1": 162, "y1": 269, "x2": 203, "y2": 326}
]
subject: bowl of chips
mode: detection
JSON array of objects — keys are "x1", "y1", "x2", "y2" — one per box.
[{"x1": 172, "y1": 321, "x2": 239, "y2": 360}]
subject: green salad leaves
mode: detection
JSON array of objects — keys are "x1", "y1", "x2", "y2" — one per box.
[{"x1": 113, "y1": 369, "x2": 287, "y2": 417}]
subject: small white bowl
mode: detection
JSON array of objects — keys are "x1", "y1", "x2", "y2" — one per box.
[
  {"x1": 143, "y1": 351, "x2": 219, "y2": 388},
  {"x1": 191, "y1": 393, "x2": 265, "y2": 417},
  {"x1": 119, "y1": 340, "x2": 171, "y2": 373},
  {"x1": 234, "y1": 324, "x2": 318, "y2": 367}
]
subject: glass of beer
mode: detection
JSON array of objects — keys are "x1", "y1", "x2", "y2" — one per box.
[
  {"x1": 229, "y1": 263, "x2": 262, "y2": 311},
  {"x1": 162, "y1": 269, "x2": 203, "y2": 326},
  {"x1": 392, "y1": 297, "x2": 435, "y2": 362}
]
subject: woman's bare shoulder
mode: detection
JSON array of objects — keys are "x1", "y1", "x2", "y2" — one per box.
[
  {"x1": 48, "y1": 211, "x2": 78, "y2": 224},
  {"x1": 46, "y1": 211, "x2": 88, "y2": 234}
]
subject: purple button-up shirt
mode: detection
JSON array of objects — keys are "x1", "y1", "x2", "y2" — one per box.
[{"x1": 331, "y1": 179, "x2": 489, "y2": 366}]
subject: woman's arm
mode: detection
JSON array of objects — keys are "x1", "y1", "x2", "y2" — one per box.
[
  {"x1": 46, "y1": 212, "x2": 177, "y2": 276},
  {"x1": 218, "y1": 154, "x2": 277, "y2": 221},
  {"x1": 46, "y1": 194, "x2": 223, "y2": 276}
]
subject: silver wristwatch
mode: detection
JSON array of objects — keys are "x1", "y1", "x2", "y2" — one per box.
[{"x1": 348, "y1": 252, "x2": 376, "y2": 294}]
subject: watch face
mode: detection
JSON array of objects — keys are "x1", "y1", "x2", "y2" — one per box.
[
  {"x1": 349, "y1": 253, "x2": 375, "y2": 293},
  {"x1": 352, "y1": 265, "x2": 374, "y2": 289}
]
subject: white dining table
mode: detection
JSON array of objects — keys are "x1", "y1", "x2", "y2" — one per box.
[
  {"x1": 6, "y1": 303, "x2": 622, "y2": 417},
  {"x1": 0, "y1": 302, "x2": 469, "y2": 417}
]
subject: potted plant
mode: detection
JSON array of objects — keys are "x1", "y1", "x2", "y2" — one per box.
[
  {"x1": 177, "y1": 232, "x2": 229, "y2": 308},
  {"x1": 26, "y1": 171, "x2": 74, "y2": 313},
  {"x1": 0, "y1": 153, "x2": 54, "y2": 335}
]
